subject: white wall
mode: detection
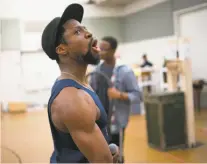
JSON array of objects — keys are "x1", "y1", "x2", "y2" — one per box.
[
  {"x1": 179, "y1": 7, "x2": 207, "y2": 80},
  {"x1": 0, "y1": 51, "x2": 23, "y2": 102},
  {"x1": 118, "y1": 36, "x2": 175, "y2": 67},
  {"x1": 21, "y1": 52, "x2": 59, "y2": 103},
  {"x1": 0, "y1": 31, "x2": 58, "y2": 104},
  {"x1": 0, "y1": 51, "x2": 60, "y2": 104},
  {"x1": 21, "y1": 32, "x2": 42, "y2": 51},
  {"x1": 21, "y1": 52, "x2": 59, "y2": 91},
  {"x1": 1, "y1": 19, "x2": 22, "y2": 50}
]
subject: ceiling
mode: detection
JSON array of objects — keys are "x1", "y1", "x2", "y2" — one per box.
[{"x1": 91, "y1": 0, "x2": 138, "y2": 7}]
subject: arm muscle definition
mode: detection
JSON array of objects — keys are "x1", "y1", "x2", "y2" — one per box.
[{"x1": 58, "y1": 87, "x2": 113, "y2": 163}]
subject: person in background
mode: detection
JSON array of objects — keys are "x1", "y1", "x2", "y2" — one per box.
[
  {"x1": 140, "y1": 54, "x2": 153, "y2": 68},
  {"x1": 163, "y1": 57, "x2": 168, "y2": 83},
  {"x1": 140, "y1": 54, "x2": 153, "y2": 93},
  {"x1": 90, "y1": 36, "x2": 142, "y2": 162}
]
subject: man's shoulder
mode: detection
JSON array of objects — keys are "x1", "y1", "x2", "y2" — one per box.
[
  {"x1": 54, "y1": 87, "x2": 95, "y2": 118},
  {"x1": 54, "y1": 87, "x2": 78, "y2": 105},
  {"x1": 55, "y1": 87, "x2": 88, "y2": 107},
  {"x1": 115, "y1": 65, "x2": 132, "y2": 74}
]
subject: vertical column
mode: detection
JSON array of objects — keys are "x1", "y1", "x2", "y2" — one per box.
[
  {"x1": 166, "y1": 59, "x2": 196, "y2": 147},
  {"x1": 167, "y1": 72, "x2": 178, "y2": 91},
  {"x1": 1, "y1": 19, "x2": 21, "y2": 50},
  {"x1": 0, "y1": 19, "x2": 23, "y2": 103},
  {"x1": 166, "y1": 61, "x2": 179, "y2": 92},
  {"x1": 181, "y1": 58, "x2": 196, "y2": 147}
]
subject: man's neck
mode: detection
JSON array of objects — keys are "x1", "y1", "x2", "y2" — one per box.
[
  {"x1": 104, "y1": 57, "x2": 116, "y2": 67},
  {"x1": 59, "y1": 60, "x2": 87, "y2": 83}
]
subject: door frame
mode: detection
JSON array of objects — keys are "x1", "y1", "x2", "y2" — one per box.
[{"x1": 173, "y1": 3, "x2": 207, "y2": 37}]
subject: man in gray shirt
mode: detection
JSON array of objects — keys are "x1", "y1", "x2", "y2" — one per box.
[{"x1": 90, "y1": 36, "x2": 141, "y2": 162}]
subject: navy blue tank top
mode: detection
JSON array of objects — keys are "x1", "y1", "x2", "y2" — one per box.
[{"x1": 48, "y1": 79, "x2": 109, "y2": 163}]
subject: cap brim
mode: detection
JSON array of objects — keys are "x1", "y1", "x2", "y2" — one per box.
[
  {"x1": 60, "y1": 3, "x2": 84, "y2": 26},
  {"x1": 56, "y1": 3, "x2": 84, "y2": 44}
]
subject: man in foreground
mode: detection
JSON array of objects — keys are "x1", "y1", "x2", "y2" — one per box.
[
  {"x1": 41, "y1": 3, "x2": 118, "y2": 163},
  {"x1": 90, "y1": 36, "x2": 142, "y2": 162}
]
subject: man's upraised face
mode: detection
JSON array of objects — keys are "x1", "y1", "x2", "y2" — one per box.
[{"x1": 56, "y1": 19, "x2": 101, "y2": 65}]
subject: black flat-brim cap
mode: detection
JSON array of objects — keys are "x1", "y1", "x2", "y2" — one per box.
[{"x1": 41, "y1": 3, "x2": 84, "y2": 60}]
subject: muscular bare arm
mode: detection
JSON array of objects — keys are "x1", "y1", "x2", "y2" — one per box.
[{"x1": 57, "y1": 87, "x2": 113, "y2": 163}]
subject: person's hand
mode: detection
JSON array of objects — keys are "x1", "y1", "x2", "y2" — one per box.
[
  {"x1": 107, "y1": 87, "x2": 121, "y2": 99},
  {"x1": 109, "y1": 144, "x2": 119, "y2": 163},
  {"x1": 112, "y1": 151, "x2": 119, "y2": 163}
]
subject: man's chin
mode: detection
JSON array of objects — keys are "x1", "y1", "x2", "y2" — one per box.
[
  {"x1": 82, "y1": 51, "x2": 100, "y2": 65},
  {"x1": 88, "y1": 54, "x2": 101, "y2": 65},
  {"x1": 88, "y1": 59, "x2": 100, "y2": 65}
]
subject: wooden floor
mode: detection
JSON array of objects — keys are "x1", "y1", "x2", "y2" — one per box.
[{"x1": 1, "y1": 109, "x2": 207, "y2": 163}]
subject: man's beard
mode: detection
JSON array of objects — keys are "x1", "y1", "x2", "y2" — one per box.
[
  {"x1": 81, "y1": 50, "x2": 100, "y2": 65},
  {"x1": 77, "y1": 39, "x2": 100, "y2": 65}
]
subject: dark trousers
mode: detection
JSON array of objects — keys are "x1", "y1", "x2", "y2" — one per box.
[
  {"x1": 110, "y1": 128, "x2": 125, "y2": 147},
  {"x1": 194, "y1": 89, "x2": 202, "y2": 112},
  {"x1": 110, "y1": 128, "x2": 126, "y2": 162}
]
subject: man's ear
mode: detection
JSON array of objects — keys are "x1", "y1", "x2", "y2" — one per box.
[{"x1": 56, "y1": 44, "x2": 67, "y2": 56}]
